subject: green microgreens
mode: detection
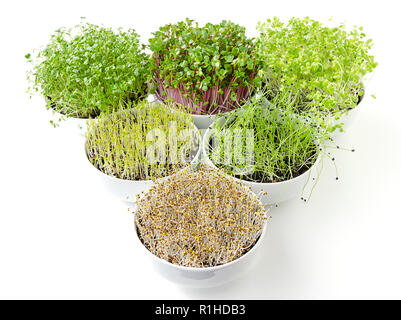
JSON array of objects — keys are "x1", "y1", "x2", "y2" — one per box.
[
  {"x1": 148, "y1": 18, "x2": 262, "y2": 114},
  {"x1": 256, "y1": 17, "x2": 378, "y2": 124},
  {"x1": 26, "y1": 21, "x2": 151, "y2": 119},
  {"x1": 135, "y1": 166, "x2": 267, "y2": 268},
  {"x1": 208, "y1": 91, "x2": 331, "y2": 183},
  {"x1": 86, "y1": 100, "x2": 198, "y2": 181}
]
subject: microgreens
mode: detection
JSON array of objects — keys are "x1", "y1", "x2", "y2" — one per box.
[
  {"x1": 86, "y1": 100, "x2": 198, "y2": 181},
  {"x1": 135, "y1": 166, "x2": 267, "y2": 268},
  {"x1": 149, "y1": 18, "x2": 262, "y2": 115},
  {"x1": 256, "y1": 17, "x2": 378, "y2": 121},
  {"x1": 208, "y1": 92, "x2": 330, "y2": 183},
  {"x1": 27, "y1": 21, "x2": 151, "y2": 119}
]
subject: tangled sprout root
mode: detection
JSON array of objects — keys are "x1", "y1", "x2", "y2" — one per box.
[{"x1": 135, "y1": 166, "x2": 267, "y2": 268}]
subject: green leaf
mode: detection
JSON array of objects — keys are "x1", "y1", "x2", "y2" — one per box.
[{"x1": 224, "y1": 55, "x2": 234, "y2": 63}]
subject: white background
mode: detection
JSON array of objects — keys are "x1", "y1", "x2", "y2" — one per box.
[{"x1": 1, "y1": 0, "x2": 400, "y2": 299}]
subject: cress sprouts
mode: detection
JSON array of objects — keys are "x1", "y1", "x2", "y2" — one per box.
[
  {"x1": 256, "y1": 17, "x2": 377, "y2": 119},
  {"x1": 207, "y1": 92, "x2": 329, "y2": 183},
  {"x1": 135, "y1": 166, "x2": 267, "y2": 268},
  {"x1": 26, "y1": 21, "x2": 151, "y2": 119},
  {"x1": 149, "y1": 18, "x2": 261, "y2": 115},
  {"x1": 86, "y1": 100, "x2": 199, "y2": 181}
]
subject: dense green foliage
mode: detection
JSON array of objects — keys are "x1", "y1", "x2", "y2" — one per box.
[
  {"x1": 27, "y1": 22, "x2": 151, "y2": 118},
  {"x1": 149, "y1": 19, "x2": 261, "y2": 114},
  {"x1": 256, "y1": 17, "x2": 378, "y2": 117}
]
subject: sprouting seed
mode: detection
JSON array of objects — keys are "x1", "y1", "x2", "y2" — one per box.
[
  {"x1": 135, "y1": 166, "x2": 268, "y2": 268},
  {"x1": 86, "y1": 100, "x2": 198, "y2": 181}
]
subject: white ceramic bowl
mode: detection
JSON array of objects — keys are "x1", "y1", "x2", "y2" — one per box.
[
  {"x1": 85, "y1": 127, "x2": 201, "y2": 203},
  {"x1": 134, "y1": 189, "x2": 268, "y2": 288},
  {"x1": 85, "y1": 158, "x2": 155, "y2": 202},
  {"x1": 191, "y1": 113, "x2": 217, "y2": 130},
  {"x1": 323, "y1": 105, "x2": 362, "y2": 138},
  {"x1": 331, "y1": 100, "x2": 363, "y2": 136},
  {"x1": 202, "y1": 118, "x2": 321, "y2": 205},
  {"x1": 325, "y1": 82, "x2": 366, "y2": 136},
  {"x1": 48, "y1": 108, "x2": 89, "y2": 137}
]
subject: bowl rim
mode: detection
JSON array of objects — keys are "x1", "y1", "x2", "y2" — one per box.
[
  {"x1": 201, "y1": 116, "x2": 322, "y2": 187},
  {"x1": 84, "y1": 107, "x2": 202, "y2": 184}
]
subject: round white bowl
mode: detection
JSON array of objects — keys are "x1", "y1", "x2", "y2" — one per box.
[
  {"x1": 48, "y1": 108, "x2": 90, "y2": 137},
  {"x1": 202, "y1": 118, "x2": 321, "y2": 205},
  {"x1": 85, "y1": 127, "x2": 201, "y2": 203},
  {"x1": 191, "y1": 113, "x2": 217, "y2": 131},
  {"x1": 85, "y1": 159, "x2": 154, "y2": 202},
  {"x1": 331, "y1": 101, "x2": 363, "y2": 136},
  {"x1": 326, "y1": 82, "x2": 366, "y2": 136},
  {"x1": 134, "y1": 189, "x2": 268, "y2": 288},
  {"x1": 323, "y1": 105, "x2": 362, "y2": 138}
]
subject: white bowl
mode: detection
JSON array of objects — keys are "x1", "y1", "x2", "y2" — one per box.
[
  {"x1": 202, "y1": 118, "x2": 321, "y2": 205},
  {"x1": 45, "y1": 95, "x2": 156, "y2": 137},
  {"x1": 85, "y1": 127, "x2": 201, "y2": 203},
  {"x1": 191, "y1": 113, "x2": 217, "y2": 130},
  {"x1": 134, "y1": 189, "x2": 268, "y2": 288},
  {"x1": 331, "y1": 100, "x2": 362, "y2": 136},
  {"x1": 325, "y1": 82, "x2": 366, "y2": 136},
  {"x1": 48, "y1": 108, "x2": 89, "y2": 137},
  {"x1": 323, "y1": 104, "x2": 362, "y2": 138},
  {"x1": 85, "y1": 159, "x2": 155, "y2": 202}
]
